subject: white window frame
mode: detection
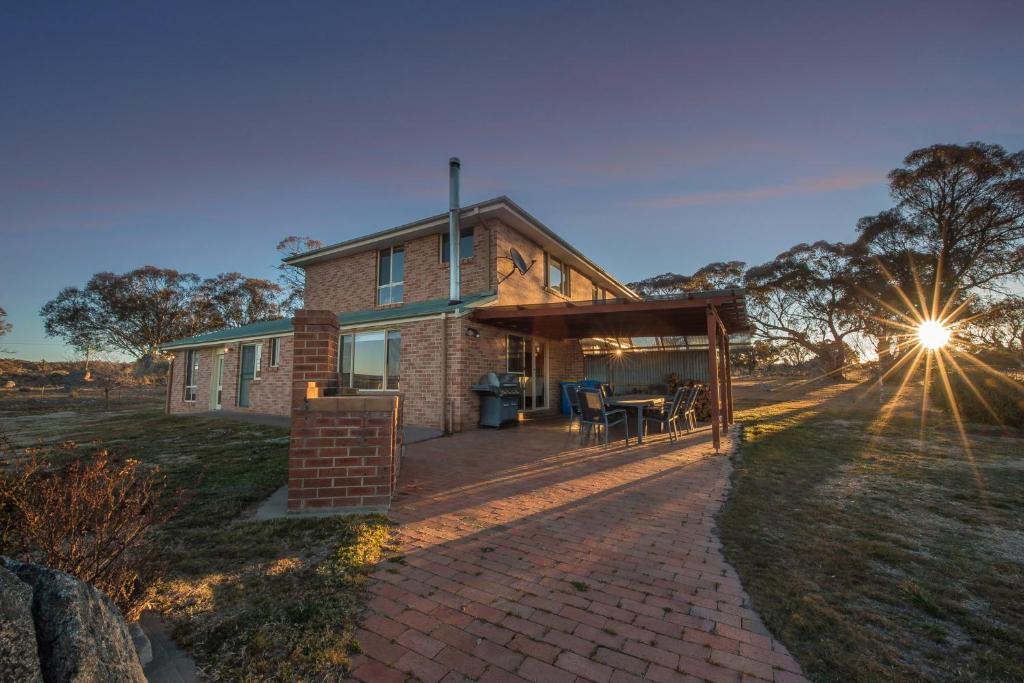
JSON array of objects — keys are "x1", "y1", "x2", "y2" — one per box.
[
  {"x1": 377, "y1": 246, "x2": 404, "y2": 305},
  {"x1": 253, "y1": 343, "x2": 262, "y2": 380},
  {"x1": 183, "y1": 349, "x2": 199, "y2": 402},
  {"x1": 337, "y1": 329, "x2": 401, "y2": 391},
  {"x1": 269, "y1": 337, "x2": 281, "y2": 367}
]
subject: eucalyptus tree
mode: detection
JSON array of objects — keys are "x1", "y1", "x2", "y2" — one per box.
[
  {"x1": 41, "y1": 266, "x2": 282, "y2": 358},
  {"x1": 744, "y1": 241, "x2": 868, "y2": 380}
]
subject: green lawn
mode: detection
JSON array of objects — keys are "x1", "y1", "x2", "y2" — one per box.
[
  {"x1": 720, "y1": 380, "x2": 1024, "y2": 682},
  {"x1": 3, "y1": 408, "x2": 392, "y2": 681}
]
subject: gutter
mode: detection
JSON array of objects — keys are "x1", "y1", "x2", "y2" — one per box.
[{"x1": 159, "y1": 331, "x2": 294, "y2": 353}]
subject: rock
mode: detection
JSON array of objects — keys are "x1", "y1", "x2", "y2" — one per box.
[
  {"x1": 128, "y1": 622, "x2": 152, "y2": 667},
  {"x1": 2, "y1": 379, "x2": 15, "y2": 389},
  {"x1": 0, "y1": 565, "x2": 44, "y2": 683},
  {"x1": 1, "y1": 557, "x2": 145, "y2": 683}
]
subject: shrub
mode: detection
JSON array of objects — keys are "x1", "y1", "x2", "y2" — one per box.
[
  {"x1": 932, "y1": 364, "x2": 1024, "y2": 428},
  {"x1": 0, "y1": 430, "x2": 179, "y2": 619}
]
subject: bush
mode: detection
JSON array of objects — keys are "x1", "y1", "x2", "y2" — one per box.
[
  {"x1": 932, "y1": 364, "x2": 1024, "y2": 428},
  {"x1": 0, "y1": 431, "x2": 180, "y2": 619}
]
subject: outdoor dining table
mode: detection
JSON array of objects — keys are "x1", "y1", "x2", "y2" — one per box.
[{"x1": 605, "y1": 394, "x2": 665, "y2": 445}]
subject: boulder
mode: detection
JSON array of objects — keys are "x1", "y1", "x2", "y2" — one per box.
[
  {"x1": 2, "y1": 379, "x2": 15, "y2": 389},
  {"x1": 0, "y1": 565, "x2": 43, "y2": 683},
  {"x1": 0, "y1": 557, "x2": 145, "y2": 683}
]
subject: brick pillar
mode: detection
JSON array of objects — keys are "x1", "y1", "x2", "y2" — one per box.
[
  {"x1": 291, "y1": 309, "x2": 339, "y2": 408},
  {"x1": 288, "y1": 395, "x2": 404, "y2": 512}
]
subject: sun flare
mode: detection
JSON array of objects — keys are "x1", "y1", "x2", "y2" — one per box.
[{"x1": 917, "y1": 320, "x2": 951, "y2": 350}]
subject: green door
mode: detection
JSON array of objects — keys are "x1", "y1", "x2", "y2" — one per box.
[{"x1": 238, "y1": 345, "x2": 256, "y2": 407}]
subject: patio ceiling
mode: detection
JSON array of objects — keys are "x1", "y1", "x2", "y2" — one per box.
[{"x1": 471, "y1": 289, "x2": 750, "y2": 340}]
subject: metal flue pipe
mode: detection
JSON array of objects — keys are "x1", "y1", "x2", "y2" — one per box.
[{"x1": 448, "y1": 157, "x2": 461, "y2": 304}]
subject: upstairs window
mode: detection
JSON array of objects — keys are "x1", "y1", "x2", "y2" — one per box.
[
  {"x1": 593, "y1": 285, "x2": 609, "y2": 301},
  {"x1": 377, "y1": 246, "x2": 404, "y2": 305},
  {"x1": 441, "y1": 228, "x2": 474, "y2": 263},
  {"x1": 545, "y1": 253, "x2": 570, "y2": 297},
  {"x1": 183, "y1": 350, "x2": 199, "y2": 401}
]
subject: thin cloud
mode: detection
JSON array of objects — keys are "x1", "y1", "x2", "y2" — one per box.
[{"x1": 633, "y1": 173, "x2": 883, "y2": 208}]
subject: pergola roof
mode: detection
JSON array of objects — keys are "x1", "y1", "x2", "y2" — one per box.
[{"x1": 472, "y1": 289, "x2": 750, "y2": 340}]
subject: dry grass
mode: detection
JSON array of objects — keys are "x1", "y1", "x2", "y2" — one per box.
[
  {"x1": 2, "y1": 407, "x2": 392, "y2": 681},
  {"x1": 720, "y1": 378, "x2": 1024, "y2": 681}
]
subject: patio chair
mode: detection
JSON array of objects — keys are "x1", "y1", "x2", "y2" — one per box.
[
  {"x1": 680, "y1": 385, "x2": 701, "y2": 432},
  {"x1": 563, "y1": 382, "x2": 582, "y2": 432},
  {"x1": 578, "y1": 387, "x2": 631, "y2": 447},
  {"x1": 643, "y1": 386, "x2": 688, "y2": 443}
]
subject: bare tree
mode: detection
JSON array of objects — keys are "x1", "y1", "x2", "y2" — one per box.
[{"x1": 276, "y1": 236, "x2": 323, "y2": 313}]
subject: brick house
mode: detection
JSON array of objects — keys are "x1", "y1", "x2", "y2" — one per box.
[{"x1": 161, "y1": 195, "x2": 641, "y2": 432}]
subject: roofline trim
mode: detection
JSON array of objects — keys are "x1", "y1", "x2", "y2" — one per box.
[
  {"x1": 282, "y1": 195, "x2": 639, "y2": 300},
  {"x1": 160, "y1": 330, "x2": 294, "y2": 352}
]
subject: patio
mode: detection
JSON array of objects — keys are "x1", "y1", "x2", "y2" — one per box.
[{"x1": 347, "y1": 419, "x2": 806, "y2": 683}]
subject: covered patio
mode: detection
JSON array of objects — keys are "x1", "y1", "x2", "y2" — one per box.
[{"x1": 473, "y1": 289, "x2": 750, "y2": 452}]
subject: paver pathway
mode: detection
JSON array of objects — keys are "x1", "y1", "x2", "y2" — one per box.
[{"x1": 348, "y1": 421, "x2": 806, "y2": 683}]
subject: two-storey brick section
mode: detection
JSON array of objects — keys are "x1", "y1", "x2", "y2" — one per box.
[{"x1": 160, "y1": 196, "x2": 639, "y2": 432}]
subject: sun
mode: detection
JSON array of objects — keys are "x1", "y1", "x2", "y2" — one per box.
[{"x1": 917, "y1": 320, "x2": 951, "y2": 350}]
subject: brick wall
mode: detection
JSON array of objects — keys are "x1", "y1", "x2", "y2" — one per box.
[
  {"x1": 291, "y1": 309, "x2": 340, "y2": 406},
  {"x1": 447, "y1": 317, "x2": 585, "y2": 431},
  {"x1": 288, "y1": 395, "x2": 402, "y2": 512},
  {"x1": 395, "y1": 317, "x2": 445, "y2": 429},
  {"x1": 302, "y1": 224, "x2": 493, "y2": 312},
  {"x1": 165, "y1": 335, "x2": 293, "y2": 416},
  {"x1": 167, "y1": 347, "x2": 215, "y2": 413},
  {"x1": 493, "y1": 221, "x2": 597, "y2": 306},
  {"x1": 243, "y1": 336, "x2": 293, "y2": 415}
]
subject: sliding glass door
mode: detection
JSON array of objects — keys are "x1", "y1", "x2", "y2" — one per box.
[{"x1": 507, "y1": 335, "x2": 547, "y2": 411}]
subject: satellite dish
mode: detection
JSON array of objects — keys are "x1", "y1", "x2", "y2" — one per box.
[
  {"x1": 496, "y1": 248, "x2": 535, "y2": 284},
  {"x1": 510, "y1": 248, "x2": 529, "y2": 274}
]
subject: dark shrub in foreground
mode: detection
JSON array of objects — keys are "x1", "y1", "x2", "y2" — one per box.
[{"x1": 0, "y1": 432, "x2": 179, "y2": 620}]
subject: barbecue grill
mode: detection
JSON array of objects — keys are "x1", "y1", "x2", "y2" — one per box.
[{"x1": 470, "y1": 372, "x2": 521, "y2": 428}]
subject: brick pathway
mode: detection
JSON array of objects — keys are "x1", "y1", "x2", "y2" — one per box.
[{"x1": 347, "y1": 421, "x2": 806, "y2": 683}]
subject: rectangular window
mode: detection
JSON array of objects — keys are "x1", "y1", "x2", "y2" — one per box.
[
  {"x1": 253, "y1": 343, "x2": 262, "y2": 379},
  {"x1": 269, "y1": 338, "x2": 281, "y2": 367},
  {"x1": 377, "y1": 246, "x2": 404, "y2": 305},
  {"x1": 545, "y1": 253, "x2": 570, "y2": 296},
  {"x1": 338, "y1": 330, "x2": 401, "y2": 391},
  {"x1": 183, "y1": 349, "x2": 199, "y2": 401},
  {"x1": 441, "y1": 227, "x2": 474, "y2": 263},
  {"x1": 506, "y1": 334, "x2": 526, "y2": 374}
]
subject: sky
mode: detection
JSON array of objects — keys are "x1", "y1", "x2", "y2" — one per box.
[{"x1": 2, "y1": 0, "x2": 1023, "y2": 360}]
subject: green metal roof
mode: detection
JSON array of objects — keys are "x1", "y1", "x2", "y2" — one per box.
[
  {"x1": 159, "y1": 291, "x2": 497, "y2": 350},
  {"x1": 159, "y1": 318, "x2": 293, "y2": 350},
  {"x1": 339, "y1": 290, "x2": 495, "y2": 326}
]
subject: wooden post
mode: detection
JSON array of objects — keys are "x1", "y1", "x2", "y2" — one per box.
[
  {"x1": 723, "y1": 334, "x2": 734, "y2": 424},
  {"x1": 718, "y1": 330, "x2": 728, "y2": 433},
  {"x1": 706, "y1": 305, "x2": 721, "y2": 453}
]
